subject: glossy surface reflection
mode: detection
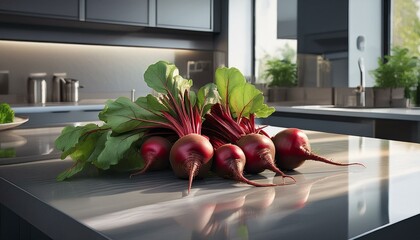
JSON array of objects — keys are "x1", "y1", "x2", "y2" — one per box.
[
  {"x1": 0, "y1": 127, "x2": 61, "y2": 164},
  {"x1": 1, "y1": 126, "x2": 420, "y2": 239}
]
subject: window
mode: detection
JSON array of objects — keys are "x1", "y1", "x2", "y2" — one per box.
[
  {"x1": 390, "y1": 0, "x2": 420, "y2": 57},
  {"x1": 254, "y1": 0, "x2": 297, "y2": 86}
]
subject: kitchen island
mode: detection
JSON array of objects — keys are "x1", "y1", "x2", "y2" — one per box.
[{"x1": 2, "y1": 125, "x2": 420, "y2": 239}]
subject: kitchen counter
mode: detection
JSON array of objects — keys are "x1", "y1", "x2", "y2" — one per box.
[
  {"x1": 10, "y1": 100, "x2": 106, "y2": 128},
  {"x1": 2, "y1": 125, "x2": 420, "y2": 239},
  {"x1": 11, "y1": 100, "x2": 106, "y2": 114},
  {"x1": 263, "y1": 105, "x2": 420, "y2": 143},
  {"x1": 274, "y1": 105, "x2": 420, "y2": 121}
]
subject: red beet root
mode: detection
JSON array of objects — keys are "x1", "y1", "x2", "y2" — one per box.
[
  {"x1": 236, "y1": 133, "x2": 295, "y2": 184},
  {"x1": 170, "y1": 134, "x2": 214, "y2": 194},
  {"x1": 130, "y1": 136, "x2": 172, "y2": 177},
  {"x1": 214, "y1": 144, "x2": 277, "y2": 187},
  {"x1": 272, "y1": 128, "x2": 365, "y2": 170}
]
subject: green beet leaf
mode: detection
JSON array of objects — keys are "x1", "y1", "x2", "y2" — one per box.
[
  {"x1": 100, "y1": 97, "x2": 164, "y2": 134},
  {"x1": 86, "y1": 130, "x2": 109, "y2": 163},
  {"x1": 197, "y1": 83, "x2": 220, "y2": 116},
  {"x1": 143, "y1": 61, "x2": 192, "y2": 104},
  {"x1": 254, "y1": 101, "x2": 276, "y2": 118},
  {"x1": 55, "y1": 124, "x2": 110, "y2": 181},
  {"x1": 95, "y1": 131, "x2": 142, "y2": 170},
  {"x1": 214, "y1": 66, "x2": 274, "y2": 119},
  {"x1": 214, "y1": 67, "x2": 246, "y2": 106},
  {"x1": 174, "y1": 75, "x2": 193, "y2": 99},
  {"x1": 69, "y1": 131, "x2": 104, "y2": 162},
  {"x1": 110, "y1": 142, "x2": 144, "y2": 172},
  {"x1": 56, "y1": 161, "x2": 87, "y2": 181},
  {"x1": 135, "y1": 94, "x2": 168, "y2": 113},
  {"x1": 230, "y1": 84, "x2": 274, "y2": 118},
  {"x1": 143, "y1": 61, "x2": 178, "y2": 94},
  {"x1": 55, "y1": 124, "x2": 100, "y2": 159}
]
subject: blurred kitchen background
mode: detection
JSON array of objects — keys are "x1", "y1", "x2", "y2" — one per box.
[
  {"x1": 254, "y1": 0, "x2": 419, "y2": 107},
  {"x1": 0, "y1": 0, "x2": 419, "y2": 105}
]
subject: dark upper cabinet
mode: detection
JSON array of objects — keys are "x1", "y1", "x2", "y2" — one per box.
[
  {"x1": 0, "y1": 0, "x2": 219, "y2": 33},
  {"x1": 0, "y1": 0, "x2": 79, "y2": 20},
  {"x1": 85, "y1": 0, "x2": 149, "y2": 26},
  {"x1": 156, "y1": 0, "x2": 218, "y2": 32},
  {"x1": 297, "y1": 0, "x2": 348, "y2": 54}
]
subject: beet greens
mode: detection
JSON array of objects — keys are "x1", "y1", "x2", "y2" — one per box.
[
  {"x1": 56, "y1": 61, "x2": 219, "y2": 193},
  {"x1": 203, "y1": 67, "x2": 294, "y2": 183}
]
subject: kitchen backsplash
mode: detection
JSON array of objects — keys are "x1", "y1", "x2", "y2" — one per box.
[{"x1": 0, "y1": 40, "x2": 215, "y2": 103}]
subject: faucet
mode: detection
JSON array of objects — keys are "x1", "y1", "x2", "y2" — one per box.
[{"x1": 356, "y1": 57, "x2": 366, "y2": 107}]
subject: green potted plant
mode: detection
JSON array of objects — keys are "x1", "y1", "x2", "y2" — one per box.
[
  {"x1": 263, "y1": 57, "x2": 297, "y2": 102},
  {"x1": 371, "y1": 47, "x2": 419, "y2": 107}
]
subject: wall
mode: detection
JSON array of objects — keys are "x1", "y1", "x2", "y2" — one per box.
[{"x1": 0, "y1": 40, "x2": 213, "y2": 103}]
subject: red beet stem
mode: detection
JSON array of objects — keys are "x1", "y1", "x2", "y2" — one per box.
[
  {"x1": 187, "y1": 160, "x2": 200, "y2": 194},
  {"x1": 130, "y1": 152, "x2": 156, "y2": 178},
  {"x1": 259, "y1": 149, "x2": 296, "y2": 184},
  {"x1": 228, "y1": 158, "x2": 277, "y2": 187},
  {"x1": 235, "y1": 174, "x2": 277, "y2": 187},
  {"x1": 301, "y1": 146, "x2": 366, "y2": 167},
  {"x1": 130, "y1": 163, "x2": 150, "y2": 178}
]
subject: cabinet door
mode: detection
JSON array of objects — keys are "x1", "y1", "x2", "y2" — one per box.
[
  {"x1": 0, "y1": 0, "x2": 79, "y2": 19},
  {"x1": 85, "y1": 0, "x2": 149, "y2": 26},
  {"x1": 156, "y1": 0, "x2": 214, "y2": 31}
]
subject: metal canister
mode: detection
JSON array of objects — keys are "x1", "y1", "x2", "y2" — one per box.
[
  {"x1": 27, "y1": 73, "x2": 47, "y2": 104},
  {"x1": 52, "y1": 73, "x2": 67, "y2": 102},
  {"x1": 63, "y1": 78, "x2": 81, "y2": 102}
]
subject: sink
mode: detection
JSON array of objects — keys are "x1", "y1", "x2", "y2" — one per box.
[
  {"x1": 330, "y1": 106, "x2": 381, "y2": 109},
  {"x1": 293, "y1": 105, "x2": 376, "y2": 109},
  {"x1": 292, "y1": 105, "x2": 419, "y2": 110},
  {"x1": 319, "y1": 105, "x2": 420, "y2": 110}
]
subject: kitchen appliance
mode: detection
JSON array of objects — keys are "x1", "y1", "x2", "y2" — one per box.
[
  {"x1": 52, "y1": 73, "x2": 67, "y2": 102},
  {"x1": 356, "y1": 35, "x2": 366, "y2": 107},
  {"x1": 52, "y1": 76, "x2": 82, "y2": 102},
  {"x1": 62, "y1": 78, "x2": 81, "y2": 102},
  {"x1": 356, "y1": 57, "x2": 366, "y2": 107},
  {"x1": 27, "y1": 73, "x2": 47, "y2": 104}
]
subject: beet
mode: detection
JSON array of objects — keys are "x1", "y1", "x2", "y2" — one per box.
[
  {"x1": 236, "y1": 133, "x2": 295, "y2": 183},
  {"x1": 213, "y1": 144, "x2": 277, "y2": 187},
  {"x1": 130, "y1": 136, "x2": 172, "y2": 177},
  {"x1": 170, "y1": 134, "x2": 214, "y2": 194},
  {"x1": 272, "y1": 128, "x2": 365, "y2": 170}
]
